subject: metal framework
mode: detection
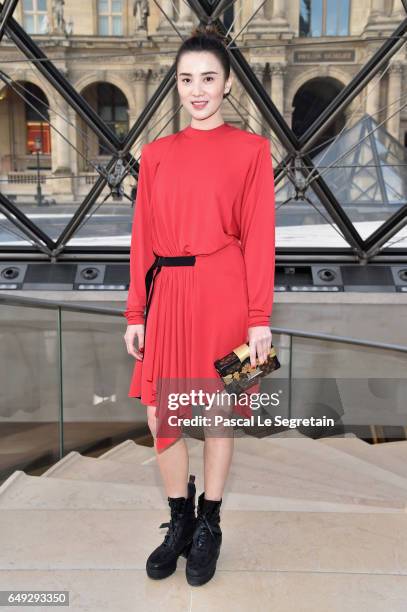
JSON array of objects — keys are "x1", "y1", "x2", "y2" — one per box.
[{"x1": 1, "y1": 0, "x2": 407, "y2": 264}]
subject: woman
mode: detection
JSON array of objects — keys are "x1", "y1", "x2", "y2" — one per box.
[{"x1": 124, "y1": 24, "x2": 275, "y2": 586}]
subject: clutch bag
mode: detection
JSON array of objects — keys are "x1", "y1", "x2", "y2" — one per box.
[{"x1": 214, "y1": 342, "x2": 280, "y2": 395}]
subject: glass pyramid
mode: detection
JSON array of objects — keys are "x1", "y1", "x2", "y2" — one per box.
[{"x1": 276, "y1": 113, "x2": 407, "y2": 246}]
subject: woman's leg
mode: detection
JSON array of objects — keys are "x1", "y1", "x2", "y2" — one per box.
[
  {"x1": 203, "y1": 437, "x2": 234, "y2": 500},
  {"x1": 202, "y1": 398, "x2": 235, "y2": 500},
  {"x1": 147, "y1": 404, "x2": 189, "y2": 498}
]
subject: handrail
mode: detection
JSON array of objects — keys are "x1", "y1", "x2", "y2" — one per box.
[
  {"x1": 1, "y1": 290, "x2": 406, "y2": 462},
  {"x1": 1, "y1": 292, "x2": 407, "y2": 354}
]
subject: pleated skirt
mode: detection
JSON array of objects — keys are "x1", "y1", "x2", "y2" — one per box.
[{"x1": 128, "y1": 240, "x2": 258, "y2": 452}]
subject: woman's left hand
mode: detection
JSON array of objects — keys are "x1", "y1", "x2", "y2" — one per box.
[{"x1": 247, "y1": 326, "x2": 272, "y2": 368}]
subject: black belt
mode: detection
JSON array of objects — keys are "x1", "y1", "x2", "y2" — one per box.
[{"x1": 143, "y1": 253, "x2": 196, "y2": 341}]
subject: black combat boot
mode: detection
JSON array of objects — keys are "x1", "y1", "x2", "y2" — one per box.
[
  {"x1": 146, "y1": 474, "x2": 197, "y2": 580},
  {"x1": 185, "y1": 491, "x2": 222, "y2": 586}
]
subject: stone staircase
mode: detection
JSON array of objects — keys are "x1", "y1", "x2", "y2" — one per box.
[{"x1": 1, "y1": 431, "x2": 407, "y2": 611}]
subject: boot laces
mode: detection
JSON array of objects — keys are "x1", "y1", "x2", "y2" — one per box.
[
  {"x1": 159, "y1": 515, "x2": 182, "y2": 547},
  {"x1": 159, "y1": 498, "x2": 188, "y2": 547},
  {"x1": 194, "y1": 514, "x2": 216, "y2": 549}
]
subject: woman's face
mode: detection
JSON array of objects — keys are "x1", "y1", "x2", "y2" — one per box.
[{"x1": 176, "y1": 51, "x2": 232, "y2": 126}]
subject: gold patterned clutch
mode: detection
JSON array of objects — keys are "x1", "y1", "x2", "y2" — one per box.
[{"x1": 214, "y1": 342, "x2": 280, "y2": 395}]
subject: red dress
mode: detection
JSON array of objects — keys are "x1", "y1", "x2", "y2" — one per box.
[{"x1": 124, "y1": 122, "x2": 275, "y2": 453}]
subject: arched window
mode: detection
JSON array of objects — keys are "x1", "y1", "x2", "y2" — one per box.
[
  {"x1": 79, "y1": 82, "x2": 129, "y2": 167},
  {"x1": 96, "y1": 83, "x2": 128, "y2": 153},
  {"x1": 292, "y1": 77, "x2": 345, "y2": 154},
  {"x1": 24, "y1": 82, "x2": 51, "y2": 155},
  {"x1": 300, "y1": 0, "x2": 350, "y2": 37}
]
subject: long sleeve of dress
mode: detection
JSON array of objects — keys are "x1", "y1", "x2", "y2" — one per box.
[
  {"x1": 240, "y1": 138, "x2": 275, "y2": 328},
  {"x1": 124, "y1": 143, "x2": 156, "y2": 325}
]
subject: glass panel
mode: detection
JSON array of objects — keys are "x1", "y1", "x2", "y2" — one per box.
[
  {"x1": 112, "y1": 0, "x2": 123, "y2": 12},
  {"x1": 99, "y1": 104, "x2": 113, "y2": 121},
  {"x1": 0, "y1": 217, "x2": 32, "y2": 246},
  {"x1": 112, "y1": 16, "x2": 122, "y2": 35},
  {"x1": 24, "y1": 14, "x2": 35, "y2": 33},
  {"x1": 23, "y1": 0, "x2": 33, "y2": 10},
  {"x1": 60, "y1": 310, "x2": 145, "y2": 456},
  {"x1": 382, "y1": 227, "x2": 407, "y2": 249},
  {"x1": 26, "y1": 123, "x2": 51, "y2": 154},
  {"x1": 0, "y1": 304, "x2": 145, "y2": 484},
  {"x1": 311, "y1": 114, "x2": 407, "y2": 239},
  {"x1": 98, "y1": 0, "x2": 109, "y2": 13},
  {"x1": 115, "y1": 105, "x2": 128, "y2": 121},
  {"x1": 65, "y1": 179, "x2": 135, "y2": 247},
  {"x1": 299, "y1": 0, "x2": 311, "y2": 36},
  {"x1": 325, "y1": 0, "x2": 338, "y2": 35},
  {"x1": 290, "y1": 335, "x2": 407, "y2": 440},
  {"x1": 338, "y1": 0, "x2": 349, "y2": 35},
  {"x1": 38, "y1": 14, "x2": 49, "y2": 34},
  {"x1": 24, "y1": 82, "x2": 50, "y2": 121},
  {"x1": 113, "y1": 120, "x2": 128, "y2": 140},
  {"x1": 37, "y1": 0, "x2": 47, "y2": 11},
  {"x1": 0, "y1": 46, "x2": 132, "y2": 243},
  {"x1": 98, "y1": 15, "x2": 109, "y2": 35},
  {"x1": 310, "y1": 0, "x2": 323, "y2": 36},
  {"x1": 326, "y1": 0, "x2": 349, "y2": 36},
  {"x1": 0, "y1": 305, "x2": 61, "y2": 482},
  {"x1": 275, "y1": 174, "x2": 349, "y2": 248}
]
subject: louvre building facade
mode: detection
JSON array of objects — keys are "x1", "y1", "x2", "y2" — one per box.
[{"x1": 0, "y1": 1, "x2": 406, "y2": 254}]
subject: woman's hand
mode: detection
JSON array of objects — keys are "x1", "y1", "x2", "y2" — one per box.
[
  {"x1": 247, "y1": 326, "x2": 272, "y2": 368},
  {"x1": 124, "y1": 323, "x2": 145, "y2": 360}
]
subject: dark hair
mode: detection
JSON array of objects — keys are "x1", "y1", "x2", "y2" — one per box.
[{"x1": 175, "y1": 23, "x2": 231, "y2": 99}]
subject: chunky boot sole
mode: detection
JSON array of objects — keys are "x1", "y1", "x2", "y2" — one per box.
[
  {"x1": 185, "y1": 548, "x2": 220, "y2": 586},
  {"x1": 146, "y1": 538, "x2": 193, "y2": 579}
]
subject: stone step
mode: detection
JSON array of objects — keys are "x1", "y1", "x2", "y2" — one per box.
[
  {"x1": 188, "y1": 438, "x2": 407, "y2": 502},
  {"x1": 0, "y1": 423, "x2": 146, "y2": 477},
  {"x1": 102, "y1": 432, "x2": 353, "y2": 467},
  {"x1": 371, "y1": 440, "x2": 407, "y2": 460},
  {"x1": 40, "y1": 451, "x2": 406, "y2": 511},
  {"x1": 42, "y1": 451, "x2": 161, "y2": 486},
  {"x1": 256, "y1": 436, "x2": 407, "y2": 497},
  {"x1": 317, "y1": 437, "x2": 407, "y2": 480},
  {"x1": 0, "y1": 568, "x2": 406, "y2": 610},
  {"x1": 97, "y1": 439, "x2": 155, "y2": 464},
  {"x1": 97, "y1": 437, "x2": 200, "y2": 465},
  {"x1": 0, "y1": 471, "x2": 404, "y2": 513},
  {"x1": 1, "y1": 508, "x2": 407, "y2": 575}
]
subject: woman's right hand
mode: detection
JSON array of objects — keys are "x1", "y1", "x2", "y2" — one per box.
[{"x1": 124, "y1": 323, "x2": 145, "y2": 360}]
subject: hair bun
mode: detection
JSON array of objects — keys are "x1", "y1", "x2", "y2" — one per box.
[{"x1": 190, "y1": 23, "x2": 228, "y2": 46}]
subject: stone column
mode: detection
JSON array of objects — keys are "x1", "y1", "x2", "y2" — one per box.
[
  {"x1": 133, "y1": 68, "x2": 149, "y2": 152},
  {"x1": 149, "y1": 67, "x2": 174, "y2": 136},
  {"x1": 178, "y1": 0, "x2": 193, "y2": 25},
  {"x1": 365, "y1": 0, "x2": 390, "y2": 30},
  {"x1": 67, "y1": 106, "x2": 79, "y2": 200},
  {"x1": 253, "y1": 0, "x2": 266, "y2": 18},
  {"x1": 270, "y1": 0, "x2": 290, "y2": 27},
  {"x1": 365, "y1": 70, "x2": 382, "y2": 120},
  {"x1": 370, "y1": 0, "x2": 386, "y2": 18},
  {"x1": 391, "y1": 0, "x2": 405, "y2": 18},
  {"x1": 248, "y1": 63, "x2": 265, "y2": 133},
  {"x1": 271, "y1": 64, "x2": 285, "y2": 116},
  {"x1": 51, "y1": 98, "x2": 73, "y2": 198},
  {"x1": 387, "y1": 61, "x2": 403, "y2": 140},
  {"x1": 157, "y1": 0, "x2": 174, "y2": 30},
  {"x1": 247, "y1": 0, "x2": 268, "y2": 29}
]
